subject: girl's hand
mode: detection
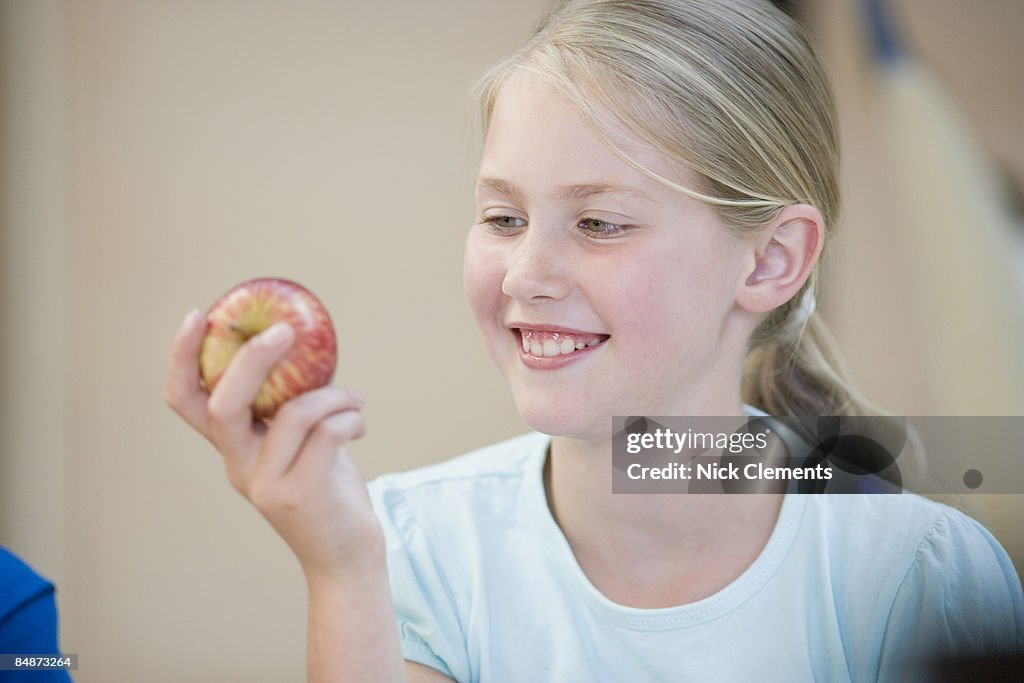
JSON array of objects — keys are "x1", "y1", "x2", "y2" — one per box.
[{"x1": 165, "y1": 309, "x2": 383, "y2": 581}]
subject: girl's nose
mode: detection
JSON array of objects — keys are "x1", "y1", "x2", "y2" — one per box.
[{"x1": 501, "y1": 227, "x2": 572, "y2": 302}]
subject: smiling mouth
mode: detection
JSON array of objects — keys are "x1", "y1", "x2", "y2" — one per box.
[{"x1": 514, "y1": 328, "x2": 610, "y2": 358}]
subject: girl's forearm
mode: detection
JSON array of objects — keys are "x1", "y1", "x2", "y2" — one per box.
[{"x1": 305, "y1": 543, "x2": 406, "y2": 683}]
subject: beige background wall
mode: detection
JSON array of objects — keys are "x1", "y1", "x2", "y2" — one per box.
[
  {"x1": 2, "y1": 1, "x2": 545, "y2": 680},
  {"x1": 1, "y1": 1, "x2": 1021, "y2": 681}
]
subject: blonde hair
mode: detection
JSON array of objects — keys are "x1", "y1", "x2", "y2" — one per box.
[{"x1": 470, "y1": 0, "x2": 878, "y2": 422}]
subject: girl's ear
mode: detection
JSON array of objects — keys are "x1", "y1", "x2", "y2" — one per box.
[{"x1": 736, "y1": 204, "x2": 824, "y2": 314}]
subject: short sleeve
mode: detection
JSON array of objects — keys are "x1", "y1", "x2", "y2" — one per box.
[
  {"x1": 877, "y1": 511, "x2": 1024, "y2": 681},
  {"x1": 368, "y1": 480, "x2": 469, "y2": 682}
]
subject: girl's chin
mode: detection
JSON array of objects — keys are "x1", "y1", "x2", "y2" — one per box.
[{"x1": 515, "y1": 402, "x2": 614, "y2": 442}]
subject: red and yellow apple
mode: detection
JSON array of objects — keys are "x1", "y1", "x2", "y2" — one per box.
[{"x1": 199, "y1": 278, "x2": 337, "y2": 419}]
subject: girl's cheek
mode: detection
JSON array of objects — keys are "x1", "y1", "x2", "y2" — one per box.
[{"x1": 463, "y1": 233, "x2": 507, "y2": 321}]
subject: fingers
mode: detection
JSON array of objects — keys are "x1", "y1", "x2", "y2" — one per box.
[
  {"x1": 206, "y1": 321, "x2": 296, "y2": 450},
  {"x1": 168, "y1": 306, "x2": 368, "y2": 536},
  {"x1": 165, "y1": 309, "x2": 211, "y2": 435},
  {"x1": 254, "y1": 387, "x2": 364, "y2": 481},
  {"x1": 245, "y1": 401, "x2": 367, "y2": 516},
  {"x1": 290, "y1": 409, "x2": 367, "y2": 483}
]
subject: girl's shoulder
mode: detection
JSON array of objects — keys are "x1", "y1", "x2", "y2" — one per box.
[
  {"x1": 801, "y1": 493, "x2": 1023, "y2": 655},
  {"x1": 800, "y1": 492, "x2": 1018, "y2": 592},
  {"x1": 365, "y1": 432, "x2": 551, "y2": 540},
  {"x1": 804, "y1": 491, "x2": 1007, "y2": 564},
  {"x1": 367, "y1": 431, "x2": 549, "y2": 498}
]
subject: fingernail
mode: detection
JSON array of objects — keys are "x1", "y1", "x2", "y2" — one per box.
[
  {"x1": 185, "y1": 308, "x2": 204, "y2": 327},
  {"x1": 261, "y1": 322, "x2": 294, "y2": 347}
]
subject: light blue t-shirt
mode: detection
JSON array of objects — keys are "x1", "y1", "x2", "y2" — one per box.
[{"x1": 367, "y1": 432, "x2": 1024, "y2": 682}]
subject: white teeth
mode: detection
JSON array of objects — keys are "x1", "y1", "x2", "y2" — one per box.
[{"x1": 519, "y1": 330, "x2": 607, "y2": 358}]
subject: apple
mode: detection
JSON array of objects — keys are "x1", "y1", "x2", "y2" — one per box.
[{"x1": 199, "y1": 277, "x2": 337, "y2": 419}]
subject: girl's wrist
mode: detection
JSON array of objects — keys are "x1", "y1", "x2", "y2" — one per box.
[{"x1": 303, "y1": 530, "x2": 388, "y2": 590}]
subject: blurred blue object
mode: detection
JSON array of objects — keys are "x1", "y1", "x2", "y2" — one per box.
[
  {"x1": 0, "y1": 546, "x2": 72, "y2": 682},
  {"x1": 863, "y1": 0, "x2": 904, "y2": 65}
]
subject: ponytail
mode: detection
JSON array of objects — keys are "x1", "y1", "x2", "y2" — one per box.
[
  {"x1": 745, "y1": 297, "x2": 935, "y2": 498},
  {"x1": 744, "y1": 302, "x2": 875, "y2": 419}
]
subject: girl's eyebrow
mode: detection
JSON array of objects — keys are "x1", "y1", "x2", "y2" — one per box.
[{"x1": 475, "y1": 177, "x2": 653, "y2": 202}]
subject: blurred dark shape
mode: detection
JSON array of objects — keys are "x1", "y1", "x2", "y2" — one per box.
[
  {"x1": 932, "y1": 654, "x2": 1024, "y2": 681},
  {"x1": 769, "y1": 0, "x2": 804, "y2": 19}
]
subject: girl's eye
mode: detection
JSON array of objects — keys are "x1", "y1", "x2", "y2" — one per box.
[
  {"x1": 479, "y1": 215, "x2": 629, "y2": 238},
  {"x1": 578, "y1": 217, "x2": 627, "y2": 238},
  {"x1": 481, "y1": 215, "x2": 526, "y2": 231}
]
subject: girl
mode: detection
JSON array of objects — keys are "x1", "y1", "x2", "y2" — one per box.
[{"x1": 166, "y1": 0, "x2": 1023, "y2": 680}]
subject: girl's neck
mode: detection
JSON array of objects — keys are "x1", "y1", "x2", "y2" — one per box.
[{"x1": 544, "y1": 422, "x2": 784, "y2": 607}]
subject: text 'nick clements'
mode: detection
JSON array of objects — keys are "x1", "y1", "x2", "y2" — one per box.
[{"x1": 625, "y1": 461, "x2": 833, "y2": 482}]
